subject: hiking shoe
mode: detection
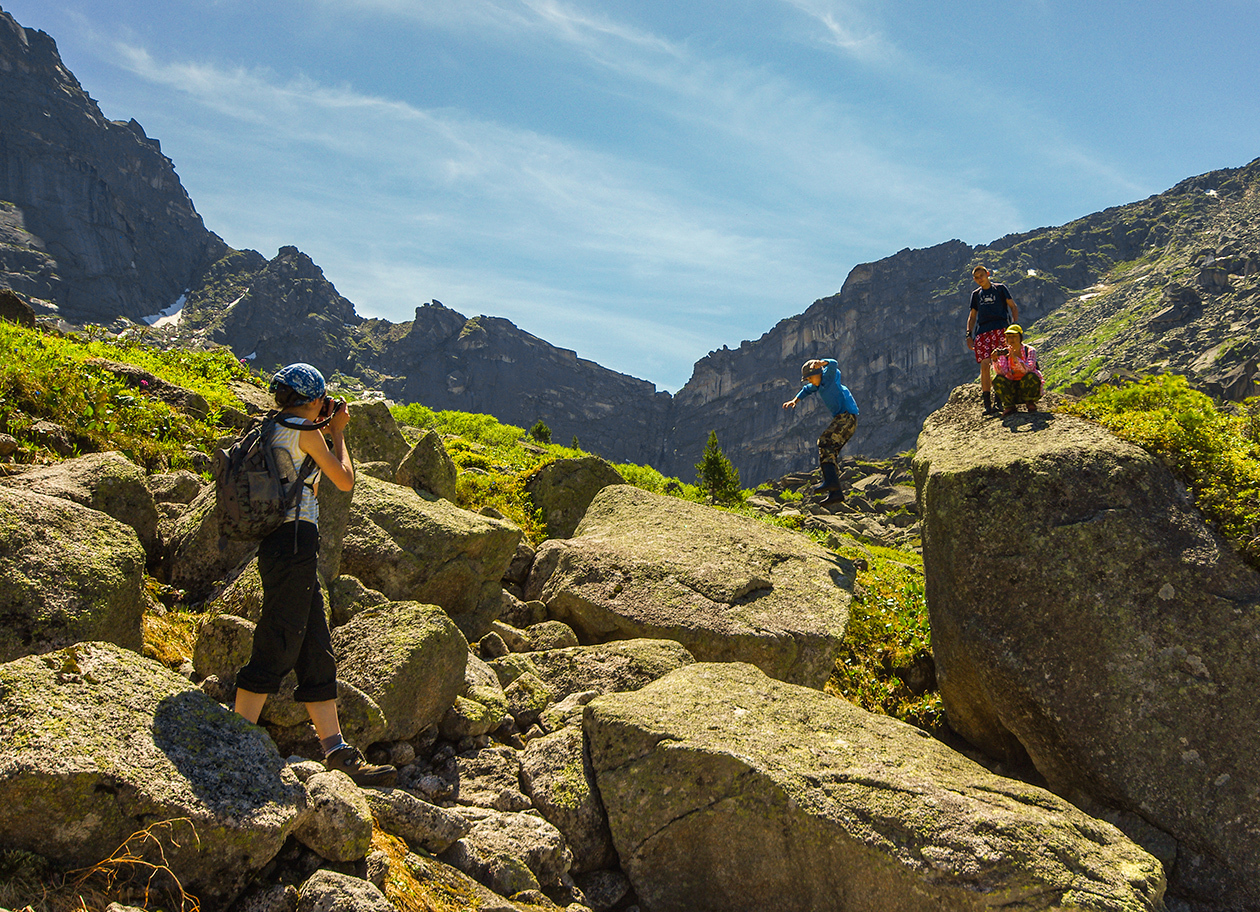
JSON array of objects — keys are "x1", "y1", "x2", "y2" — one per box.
[
  {"x1": 324, "y1": 745, "x2": 398, "y2": 788},
  {"x1": 819, "y1": 489, "x2": 846, "y2": 508},
  {"x1": 1026, "y1": 402, "x2": 1037, "y2": 412}
]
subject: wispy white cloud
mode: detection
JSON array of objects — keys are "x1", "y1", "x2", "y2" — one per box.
[{"x1": 777, "y1": 0, "x2": 893, "y2": 62}]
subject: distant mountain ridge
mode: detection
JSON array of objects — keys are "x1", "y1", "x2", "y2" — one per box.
[{"x1": 2, "y1": 7, "x2": 1257, "y2": 484}]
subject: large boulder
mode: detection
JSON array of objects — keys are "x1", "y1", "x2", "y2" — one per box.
[
  {"x1": 330, "y1": 601, "x2": 469, "y2": 741},
  {"x1": 914, "y1": 386, "x2": 1260, "y2": 907},
  {"x1": 363, "y1": 788, "x2": 471, "y2": 853},
  {"x1": 439, "y1": 807, "x2": 572, "y2": 896},
  {"x1": 586, "y1": 662, "x2": 1165, "y2": 912},
  {"x1": 0, "y1": 642, "x2": 304, "y2": 909},
  {"x1": 291, "y1": 771, "x2": 374, "y2": 863},
  {"x1": 342, "y1": 399, "x2": 409, "y2": 471},
  {"x1": 166, "y1": 486, "x2": 257, "y2": 603},
  {"x1": 296, "y1": 869, "x2": 393, "y2": 912},
  {"x1": 526, "y1": 485, "x2": 852, "y2": 688},
  {"x1": 339, "y1": 474, "x2": 522, "y2": 638},
  {"x1": 521, "y1": 724, "x2": 616, "y2": 874},
  {"x1": 395, "y1": 428, "x2": 458, "y2": 501},
  {"x1": 523, "y1": 456, "x2": 625, "y2": 539},
  {"x1": 316, "y1": 474, "x2": 354, "y2": 584},
  {"x1": 0, "y1": 486, "x2": 145, "y2": 662},
  {"x1": 0, "y1": 450, "x2": 159, "y2": 557}
]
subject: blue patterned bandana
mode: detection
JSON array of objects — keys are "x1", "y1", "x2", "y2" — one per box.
[{"x1": 270, "y1": 362, "x2": 326, "y2": 403}]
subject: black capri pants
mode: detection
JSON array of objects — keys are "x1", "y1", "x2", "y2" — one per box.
[{"x1": 235, "y1": 521, "x2": 339, "y2": 704}]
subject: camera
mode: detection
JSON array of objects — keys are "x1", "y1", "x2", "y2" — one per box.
[{"x1": 319, "y1": 396, "x2": 346, "y2": 418}]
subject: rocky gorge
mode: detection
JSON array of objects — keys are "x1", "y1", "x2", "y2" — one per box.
[{"x1": 0, "y1": 359, "x2": 1258, "y2": 911}]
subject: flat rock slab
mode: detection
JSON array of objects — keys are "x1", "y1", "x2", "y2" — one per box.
[
  {"x1": 0, "y1": 642, "x2": 303, "y2": 910},
  {"x1": 527, "y1": 485, "x2": 852, "y2": 688},
  {"x1": 586, "y1": 662, "x2": 1165, "y2": 912}
]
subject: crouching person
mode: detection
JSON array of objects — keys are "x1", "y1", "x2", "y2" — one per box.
[
  {"x1": 233, "y1": 362, "x2": 397, "y2": 787},
  {"x1": 991, "y1": 325, "x2": 1043, "y2": 416}
]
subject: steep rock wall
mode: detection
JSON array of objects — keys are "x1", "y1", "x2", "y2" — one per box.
[{"x1": 0, "y1": 10, "x2": 222, "y2": 322}]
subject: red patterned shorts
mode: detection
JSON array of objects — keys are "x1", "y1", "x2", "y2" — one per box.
[{"x1": 973, "y1": 328, "x2": 1006, "y2": 363}]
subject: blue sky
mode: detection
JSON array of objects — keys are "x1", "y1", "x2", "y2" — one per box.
[{"x1": 5, "y1": 1, "x2": 1260, "y2": 391}]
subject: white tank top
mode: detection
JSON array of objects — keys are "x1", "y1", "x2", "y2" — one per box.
[{"x1": 270, "y1": 418, "x2": 321, "y2": 525}]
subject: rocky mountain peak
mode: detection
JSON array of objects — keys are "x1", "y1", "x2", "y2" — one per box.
[{"x1": 0, "y1": 7, "x2": 223, "y2": 323}]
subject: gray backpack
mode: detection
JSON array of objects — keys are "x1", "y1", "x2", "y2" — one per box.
[{"x1": 212, "y1": 410, "x2": 330, "y2": 547}]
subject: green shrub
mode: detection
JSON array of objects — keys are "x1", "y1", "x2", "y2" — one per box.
[
  {"x1": 1061, "y1": 374, "x2": 1260, "y2": 568},
  {"x1": 529, "y1": 420, "x2": 552, "y2": 445},
  {"x1": 695, "y1": 430, "x2": 742, "y2": 504},
  {"x1": 825, "y1": 543, "x2": 942, "y2": 733}
]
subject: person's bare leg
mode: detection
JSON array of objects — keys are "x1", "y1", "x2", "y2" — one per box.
[
  {"x1": 308, "y1": 698, "x2": 398, "y2": 786},
  {"x1": 980, "y1": 359, "x2": 993, "y2": 392},
  {"x1": 304, "y1": 699, "x2": 342, "y2": 744},
  {"x1": 234, "y1": 688, "x2": 268, "y2": 724}
]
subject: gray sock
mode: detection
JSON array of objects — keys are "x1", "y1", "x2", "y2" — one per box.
[{"x1": 321, "y1": 734, "x2": 350, "y2": 756}]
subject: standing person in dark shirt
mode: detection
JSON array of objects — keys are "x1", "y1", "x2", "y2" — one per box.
[{"x1": 965, "y1": 265, "x2": 1019, "y2": 415}]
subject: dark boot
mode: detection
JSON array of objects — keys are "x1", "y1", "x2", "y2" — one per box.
[
  {"x1": 325, "y1": 745, "x2": 398, "y2": 788},
  {"x1": 812, "y1": 461, "x2": 842, "y2": 493},
  {"x1": 982, "y1": 390, "x2": 997, "y2": 414},
  {"x1": 819, "y1": 487, "x2": 846, "y2": 507}
]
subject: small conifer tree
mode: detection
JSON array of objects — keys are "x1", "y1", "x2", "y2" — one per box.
[
  {"x1": 529, "y1": 420, "x2": 552, "y2": 445},
  {"x1": 695, "y1": 430, "x2": 742, "y2": 503}
]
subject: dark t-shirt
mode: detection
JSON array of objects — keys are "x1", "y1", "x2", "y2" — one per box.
[{"x1": 970, "y1": 283, "x2": 1013, "y2": 335}]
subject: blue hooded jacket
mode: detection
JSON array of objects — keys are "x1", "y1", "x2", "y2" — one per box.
[{"x1": 796, "y1": 359, "x2": 859, "y2": 417}]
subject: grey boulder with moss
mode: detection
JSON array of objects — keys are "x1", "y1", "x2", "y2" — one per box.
[
  {"x1": 914, "y1": 384, "x2": 1260, "y2": 906},
  {"x1": 0, "y1": 450, "x2": 159, "y2": 557},
  {"x1": 0, "y1": 486, "x2": 145, "y2": 663},
  {"x1": 167, "y1": 486, "x2": 258, "y2": 602},
  {"x1": 523, "y1": 455, "x2": 625, "y2": 539},
  {"x1": 586, "y1": 662, "x2": 1165, "y2": 912},
  {"x1": 395, "y1": 428, "x2": 458, "y2": 501},
  {"x1": 342, "y1": 399, "x2": 410, "y2": 471},
  {"x1": 439, "y1": 806, "x2": 572, "y2": 896},
  {"x1": 339, "y1": 473, "x2": 522, "y2": 638},
  {"x1": 440, "y1": 654, "x2": 508, "y2": 740},
  {"x1": 526, "y1": 485, "x2": 852, "y2": 687},
  {"x1": 331, "y1": 600, "x2": 469, "y2": 741},
  {"x1": 292, "y1": 771, "x2": 374, "y2": 863},
  {"x1": 337, "y1": 473, "x2": 519, "y2": 637},
  {"x1": 0, "y1": 642, "x2": 304, "y2": 910},
  {"x1": 297, "y1": 869, "x2": 394, "y2": 912},
  {"x1": 521, "y1": 724, "x2": 615, "y2": 874}
]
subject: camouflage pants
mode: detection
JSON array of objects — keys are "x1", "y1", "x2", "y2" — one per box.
[
  {"x1": 818, "y1": 412, "x2": 858, "y2": 468},
  {"x1": 993, "y1": 373, "x2": 1042, "y2": 409}
]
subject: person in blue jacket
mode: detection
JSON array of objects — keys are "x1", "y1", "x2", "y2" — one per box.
[{"x1": 782, "y1": 358, "x2": 859, "y2": 505}]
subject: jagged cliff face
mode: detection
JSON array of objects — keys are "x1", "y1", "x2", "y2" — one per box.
[
  {"x1": 175, "y1": 245, "x2": 362, "y2": 373},
  {"x1": 659, "y1": 160, "x2": 1260, "y2": 483},
  {"x1": 365, "y1": 304, "x2": 672, "y2": 466},
  {"x1": 0, "y1": 10, "x2": 222, "y2": 322},
  {"x1": 173, "y1": 251, "x2": 672, "y2": 465}
]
